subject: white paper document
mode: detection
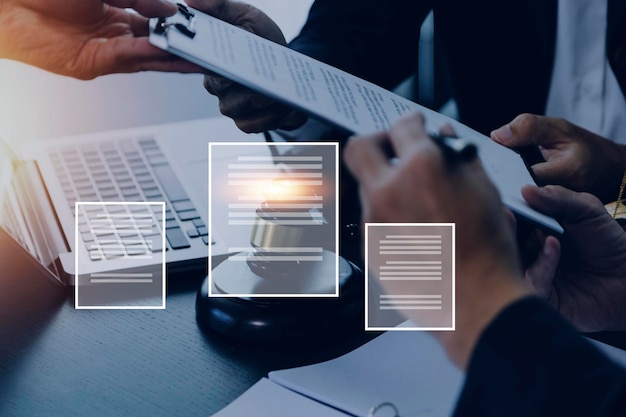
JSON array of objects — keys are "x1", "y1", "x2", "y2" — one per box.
[
  {"x1": 150, "y1": 6, "x2": 562, "y2": 233},
  {"x1": 209, "y1": 322, "x2": 626, "y2": 417},
  {"x1": 211, "y1": 330, "x2": 464, "y2": 417},
  {"x1": 210, "y1": 378, "x2": 351, "y2": 417},
  {"x1": 269, "y1": 330, "x2": 464, "y2": 417}
]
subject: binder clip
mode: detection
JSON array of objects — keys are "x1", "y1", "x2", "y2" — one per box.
[{"x1": 154, "y1": 3, "x2": 196, "y2": 39}]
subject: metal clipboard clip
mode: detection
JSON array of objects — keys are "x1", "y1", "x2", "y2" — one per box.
[{"x1": 153, "y1": 3, "x2": 196, "y2": 39}]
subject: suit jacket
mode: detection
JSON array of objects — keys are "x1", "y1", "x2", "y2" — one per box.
[
  {"x1": 289, "y1": 0, "x2": 626, "y2": 136},
  {"x1": 453, "y1": 297, "x2": 626, "y2": 416},
  {"x1": 288, "y1": 0, "x2": 626, "y2": 266}
]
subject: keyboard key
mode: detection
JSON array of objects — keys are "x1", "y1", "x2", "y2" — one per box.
[
  {"x1": 98, "y1": 184, "x2": 117, "y2": 195},
  {"x1": 152, "y1": 164, "x2": 189, "y2": 202},
  {"x1": 96, "y1": 182, "x2": 114, "y2": 190},
  {"x1": 134, "y1": 171, "x2": 151, "y2": 180},
  {"x1": 141, "y1": 185, "x2": 160, "y2": 194},
  {"x1": 114, "y1": 173, "x2": 131, "y2": 182},
  {"x1": 145, "y1": 235, "x2": 164, "y2": 252},
  {"x1": 144, "y1": 191, "x2": 163, "y2": 200},
  {"x1": 101, "y1": 243, "x2": 126, "y2": 259},
  {"x1": 172, "y1": 200, "x2": 195, "y2": 212},
  {"x1": 165, "y1": 219, "x2": 179, "y2": 229},
  {"x1": 89, "y1": 250, "x2": 103, "y2": 261},
  {"x1": 92, "y1": 230, "x2": 114, "y2": 238},
  {"x1": 139, "y1": 178, "x2": 158, "y2": 187},
  {"x1": 102, "y1": 195, "x2": 121, "y2": 202},
  {"x1": 123, "y1": 147, "x2": 139, "y2": 155},
  {"x1": 201, "y1": 236, "x2": 210, "y2": 245},
  {"x1": 186, "y1": 228, "x2": 199, "y2": 238},
  {"x1": 143, "y1": 148, "x2": 163, "y2": 158},
  {"x1": 125, "y1": 244, "x2": 148, "y2": 256},
  {"x1": 138, "y1": 138, "x2": 158, "y2": 148},
  {"x1": 121, "y1": 191, "x2": 140, "y2": 199},
  {"x1": 178, "y1": 210, "x2": 200, "y2": 221},
  {"x1": 79, "y1": 192, "x2": 98, "y2": 200},
  {"x1": 197, "y1": 226, "x2": 208, "y2": 236},
  {"x1": 148, "y1": 155, "x2": 167, "y2": 165},
  {"x1": 141, "y1": 223, "x2": 159, "y2": 236},
  {"x1": 107, "y1": 205, "x2": 126, "y2": 213},
  {"x1": 81, "y1": 232, "x2": 96, "y2": 243},
  {"x1": 74, "y1": 179, "x2": 91, "y2": 187},
  {"x1": 76, "y1": 184, "x2": 93, "y2": 193},
  {"x1": 129, "y1": 205, "x2": 150, "y2": 214},
  {"x1": 118, "y1": 179, "x2": 135, "y2": 188},
  {"x1": 192, "y1": 219, "x2": 205, "y2": 228},
  {"x1": 166, "y1": 227, "x2": 190, "y2": 249}
]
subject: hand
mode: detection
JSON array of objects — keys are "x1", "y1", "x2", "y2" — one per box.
[
  {"x1": 522, "y1": 185, "x2": 626, "y2": 332},
  {"x1": 187, "y1": 0, "x2": 307, "y2": 133},
  {"x1": 344, "y1": 113, "x2": 531, "y2": 369},
  {"x1": 491, "y1": 113, "x2": 626, "y2": 203},
  {"x1": 0, "y1": 0, "x2": 201, "y2": 79}
]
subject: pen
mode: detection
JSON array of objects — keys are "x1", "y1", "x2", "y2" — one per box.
[
  {"x1": 379, "y1": 132, "x2": 478, "y2": 166},
  {"x1": 429, "y1": 133, "x2": 478, "y2": 163}
]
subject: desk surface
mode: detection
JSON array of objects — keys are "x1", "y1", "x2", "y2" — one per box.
[{"x1": 0, "y1": 274, "x2": 373, "y2": 417}]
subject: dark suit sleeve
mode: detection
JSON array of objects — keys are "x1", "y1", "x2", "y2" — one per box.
[
  {"x1": 288, "y1": 0, "x2": 431, "y2": 91},
  {"x1": 453, "y1": 297, "x2": 626, "y2": 417}
]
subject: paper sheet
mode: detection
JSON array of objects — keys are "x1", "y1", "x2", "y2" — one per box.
[
  {"x1": 150, "y1": 8, "x2": 562, "y2": 233},
  {"x1": 209, "y1": 324, "x2": 626, "y2": 417},
  {"x1": 269, "y1": 330, "x2": 464, "y2": 417},
  {"x1": 210, "y1": 378, "x2": 351, "y2": 417}
]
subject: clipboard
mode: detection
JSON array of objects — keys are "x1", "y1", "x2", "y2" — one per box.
[{"x1": 149, "y1": 3, "x2": 563, "y2": 234}]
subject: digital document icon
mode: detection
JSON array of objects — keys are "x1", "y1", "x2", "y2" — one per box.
[
  {"x1": 75, "y1": 202, "x2": 166, "y2": 309},
  {"x1": 365, "y1": 223, "x2": 455, "y2": 331},
  {"x1": 208, "y1": 142, "x2": 339, "y2": 297}
]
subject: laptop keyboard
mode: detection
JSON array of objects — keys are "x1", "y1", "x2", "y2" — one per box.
[{"x1": 48, "y1": 137, "x2": 212, "y2": 261}]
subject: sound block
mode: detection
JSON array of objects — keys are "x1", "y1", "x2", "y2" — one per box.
[{"x1": 195, "y1": 256, "x2": 363, "y2": 343}]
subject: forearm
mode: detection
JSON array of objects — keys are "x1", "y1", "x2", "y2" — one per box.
[
  {"x1": 454, "y1": 297, "x2": 626, "y2": 416},
  {"x1": 289, "y1": 0, "x2": 429, "y2": 90}
]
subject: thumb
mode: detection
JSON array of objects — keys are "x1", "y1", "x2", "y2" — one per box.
[{"x1": 491, "y1": 113, "x2": 559, "y2": 148}]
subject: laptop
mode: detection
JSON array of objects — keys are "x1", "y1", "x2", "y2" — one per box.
[{"x1": 0, "y1": 117, "x2": 261, "y2": 288}]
